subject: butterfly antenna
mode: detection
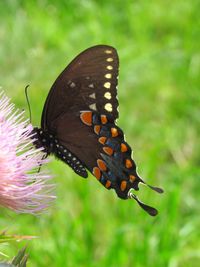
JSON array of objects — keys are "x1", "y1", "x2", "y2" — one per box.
[{"x1": 25, "y1": 85, "x2": 32, "y2": 123}]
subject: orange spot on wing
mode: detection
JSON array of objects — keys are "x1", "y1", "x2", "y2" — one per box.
[
  {"x1": 120, "y1": 180, "x2": 127, "y2": 191},
  {"x1": 105, "y1": 180, "x2": 111, "y2": 188},
  {"x1": 93, "y1": 167, "x2": 101, "y2": 180},
  {"x1": 121, "y1": 143, "x2": 128, "y2": 152},
  {"x1": 125, "y1": 159, "x2": 133, "y2": 169},
  {"x1": 111, "y1": 127, "x2": 118, "y2": 137},
  {"x1": 103, "y1": 146, "x2": 113, "y2": 156},
  {"x1": 129, "y1": 175, "x2": 136, "y2": 183},
  {"x1": 101, "y1": 115, "x2": 108, "y2": 124},
  {"x1": 97, "y1": 159, "x2": 107, "y2": 171},
  {"x1": 94, "y1": 125, "x2": 101, "y2": 135},
  {"x1": 98, "y1": 136, "x2": 107, "y2": 145},
  {"x1": 80, "y1": 111, "x2": 92, "y2": 126}
]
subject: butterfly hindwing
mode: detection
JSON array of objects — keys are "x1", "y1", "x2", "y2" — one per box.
[
  {"x1": 52, "y1": 110, "x2": 141, "y2": 199},
  {"x1": 41, "y1": 45, "x2": 119, "y2": 131}
]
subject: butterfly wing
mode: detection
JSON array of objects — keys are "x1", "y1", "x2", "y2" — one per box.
[
  {"x1": 53, "y1": 111, "x2": 139, "y2": 198},
  {"x1": 53, "y1": 110, "x2": 162, "y2": 216},
  {"x1": 41, "y1": 45, "x2": 119, "y2": 131},
  {"x1": 41, "y1": 45, "x2": 163, "y2": 216}
]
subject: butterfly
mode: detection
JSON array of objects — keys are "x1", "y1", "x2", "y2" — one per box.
[{"x1": 32, "y1": 45, "x2": 163, "y2": 216}]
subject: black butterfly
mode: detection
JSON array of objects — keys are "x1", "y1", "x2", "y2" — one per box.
[{"x1": 33, "y1": 45, "x2": 163, "y2": 216}]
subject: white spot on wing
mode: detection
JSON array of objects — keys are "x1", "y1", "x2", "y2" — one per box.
[
  {"x1": 105, "y1": 49, "x2": 112, "y2": 54},
  {"x1": 89, "y1": 93, "x2": 96, "y2": 99},
  {"x1": 106, "y1": 58, "x2": 113, "y2": 62},
  {"x1": 104, "y1": 92, "x2": 111, "y2": 100},
  {"x1": 70, "y1": 82, "x2": 76, "y2": 88},
  {"x1": 107, "y1": 65, "x2": 113, "y2": 70},
  {"x1": 89, "y1": 84, "x2": 94, "y2": 88},
  {"x1": 105, "y1": 103, "x2": 113, "y2": 112},
  {"x1": 105, "y1": 73, "x2": 112, "y2": 79},
  {"x1": 104, "y1": 82, "x2": 111, "y2": 89},
  {"x1": 89, "y1": 103, "x2": 97, "y2": 111}
]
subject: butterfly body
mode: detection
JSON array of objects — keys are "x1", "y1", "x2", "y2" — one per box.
[
  {"x1": 33, "y1": 127, "x2": 88, "y2": 177},
  {"x1": 33, "y1": 45, "x2": 163, "y2": 215}
]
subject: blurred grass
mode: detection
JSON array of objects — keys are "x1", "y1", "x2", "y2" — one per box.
[{"x1": 0, "y1": 0, "x2": 200, "y2": 266}]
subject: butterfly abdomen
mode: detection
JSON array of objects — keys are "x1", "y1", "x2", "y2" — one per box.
[{"x1": 32, "y1": 127, "x2": 87, "y2": 177}]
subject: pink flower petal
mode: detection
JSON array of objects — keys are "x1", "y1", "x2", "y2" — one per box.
[{"x1": 0, "y1": 92, "x2": 55, "y2": 214}]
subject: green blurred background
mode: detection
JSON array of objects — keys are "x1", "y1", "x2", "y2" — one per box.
[{"x1": 0, "y1": 0, "x2": 200, "y2": 266}]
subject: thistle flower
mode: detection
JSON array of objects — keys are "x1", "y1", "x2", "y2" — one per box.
[{"x1": 0, "y1": 92, "x2": 55, "y2": 214}]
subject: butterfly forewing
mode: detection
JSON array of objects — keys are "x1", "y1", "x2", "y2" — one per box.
[{"x1": 42, "y1": 45, "x2": 119, "y2": 131}]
